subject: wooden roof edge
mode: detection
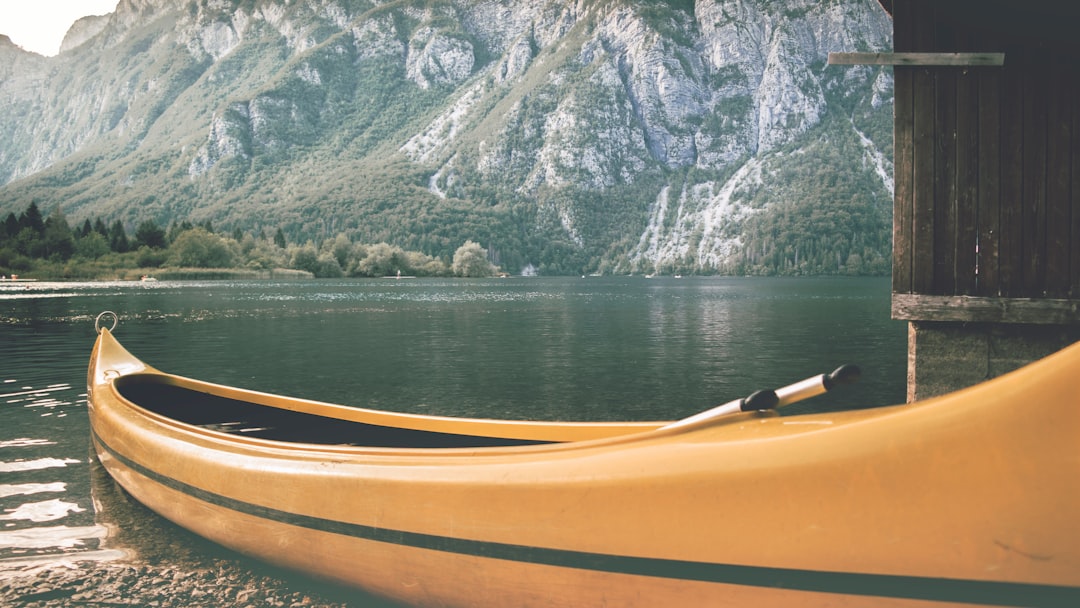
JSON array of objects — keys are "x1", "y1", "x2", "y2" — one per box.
[{"x1": 828, "y1": 52, "x2": 1005, "y2": 67}]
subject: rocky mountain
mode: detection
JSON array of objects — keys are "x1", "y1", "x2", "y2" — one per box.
[{"x1": 0, "y1": 0, "x2": 893, "y2": 275}]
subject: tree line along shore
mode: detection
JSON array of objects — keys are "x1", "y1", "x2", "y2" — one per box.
[{"x1": 1, "y1": 202, "x2": 500, "y2": 280}]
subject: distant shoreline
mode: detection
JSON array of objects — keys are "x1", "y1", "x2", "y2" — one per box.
[
  {"x1": 130, "y1": 268, "x2": 315, "y2": 281},
  {"x1": 0, "y1": 267, "x2": 317, "y2": 282}
]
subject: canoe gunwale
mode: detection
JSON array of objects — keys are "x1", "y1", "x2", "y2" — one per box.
[
  {"x1": 112, "y1": 372, "x2": 563, "y2": 449},
  {"x1": 88, "y1": 328, "x2": 692, "y2": 455},
  {"x1": 90, "y1": 329, "x2": 920, "y2": 457},
  {"x1": 98, "y1": 367, "x2": 803, "y2": 457}
]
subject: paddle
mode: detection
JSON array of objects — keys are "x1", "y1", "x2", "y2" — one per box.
[
  {"x1": 659, "y1": 364, "x2": 860, "y2": 430},
  {"x1": 775, "y1": 364, "x2": 861, "y2": 407}
]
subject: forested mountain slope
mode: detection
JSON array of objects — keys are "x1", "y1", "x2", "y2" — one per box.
[{"x1": 0, "y1": 0, "x2": 893, "y2": 275}]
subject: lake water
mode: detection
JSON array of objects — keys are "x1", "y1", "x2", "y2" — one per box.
[{"x1": 0, "y1": 276, "x2": 906, "y2": 599}]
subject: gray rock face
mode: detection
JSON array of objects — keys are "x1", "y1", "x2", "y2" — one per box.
[{"x1": 0, "y1": 0, "x2": 893, "y2": 274}]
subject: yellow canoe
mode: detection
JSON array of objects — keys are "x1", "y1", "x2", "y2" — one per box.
[{"x1": 87, "y1": 326, "x2": 1080, "y2": 607}]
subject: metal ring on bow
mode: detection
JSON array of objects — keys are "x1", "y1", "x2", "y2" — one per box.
[{"x1": 95, "y1": 311, "x2": 119, "y2": 334}]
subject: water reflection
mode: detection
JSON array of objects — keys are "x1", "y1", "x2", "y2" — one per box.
[
  {"x1": 0, "y1": 451, "x2": 132, "y2": 574},
  {"x1": 0, "y1": 459, "x2": 81, "y2": 473},
  {"x1": 0, "y1": 498, "x2": 85, "y2": 523},
  {"x1": 0, "y1": 367, "x2": 98, "y2": 570},
  {"x1": 0, "y1": 482, "x2": 66, "y2": 498}
]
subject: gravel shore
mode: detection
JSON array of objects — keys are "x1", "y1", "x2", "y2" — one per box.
[
  {"x1": 1, "y1": 557, "x2": 402, "y2": 608},
  {"x1": 4, "y1": 560, "x2": 345, "y2": 607}
]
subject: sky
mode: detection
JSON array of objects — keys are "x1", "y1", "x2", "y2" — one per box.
[{"x1": 0, "y1": 1, "x2": 119, "y2": 56}]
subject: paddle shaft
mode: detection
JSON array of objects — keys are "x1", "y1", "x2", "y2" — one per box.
[
  {"x1": 775, "y1": 375, "x2": 828, "y2": 407},
  {"x1": 775, "y1": 364, "x2": 861, "y2": 407},
  {"x1": 659, "y1": 364, "x2": 860, "y2": 431},
  {"x1": 660, "y1": 390, "x2": 777, "y2": 430}
]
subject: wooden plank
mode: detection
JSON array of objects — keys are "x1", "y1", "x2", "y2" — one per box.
[
  {"x1": 1022, "y1": 64, "x2": 1048, "y2": 295},
  {"x1": 1045, "y1": 64, "x2": 1072, "y2": 297},
  {"x1": 828, "y1": 52, "x2": 1005, "y2": 66},
  {"x1": 911, "y1": 0, "x2": 941, "y2": 295},
  {"x1": 955, "y1": 67, "x2": 980, "y2": 295},
  {"x1": 951, "y1": 21, "x2": 981, "y2": 296},
  {"x1": 1073, "y1": 70, "x2": 1080, "y2": 298},
  {"x1": 976, "y1": 69, "x2": 1001, "y2": 296},
  {"x1": 892, "y1": 293, "x2": 1080, "y2": 325},
  {"x1": 912, "y1": 66, "x2": 937, "y2": 294},
  {"x1": 891, "y1": 0, "x2": 916, "y2": 294},
  {"x1": 998, "y1": 51, "x2": 1025, "y2": 297},
  {"x1": 933, "y1": 67, "x2": 958, "y2": 294},
  {"x1": 893, "y1": 66, "x2": 915, "y2": 294}
]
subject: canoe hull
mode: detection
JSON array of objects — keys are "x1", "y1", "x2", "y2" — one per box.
[
  {"x1": 87, "y1": 329, "x2": 1080, "y2": 607},
  {"x1": 91, "y1": 440, "x2": 779, "y2": 607}
]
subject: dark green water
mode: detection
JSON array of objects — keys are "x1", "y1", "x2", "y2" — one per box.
[{"x1": 0, "y1": 276, "x2": 905, "y2": 587}]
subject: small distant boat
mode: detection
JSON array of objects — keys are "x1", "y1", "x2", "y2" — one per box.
[
  {"x1": 140, "y1": 275, "x2": 157, "y2": 282},
  {"x1": 86, "y1": 317, "x2": 1080, "y2": 607}
]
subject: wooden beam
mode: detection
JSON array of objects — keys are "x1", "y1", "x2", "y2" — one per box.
[
  {"x1": 892, "y1": 293, "x2": 1080, "y2": 325},
  {"x1": 828, "y1": 52, "x2": 1005, "y2": 66}
]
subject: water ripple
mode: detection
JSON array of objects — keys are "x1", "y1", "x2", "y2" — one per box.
[
  {"x1": 0, "y1": 483, "x2": 66, "y2": 499},
  {"x1": 0, "y1": 439, "x2": 56, "y2": 449},
  {"x1": 0, "y1": 499, "x2": 86, "y2": 523},
  {"x1": 0, "y1": 525, "x2": 107, "y2": 551},
  {"x1": 0, "y1": 458, "x2": 82, "y2": 473}
]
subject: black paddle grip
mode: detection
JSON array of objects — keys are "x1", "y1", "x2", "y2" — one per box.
[
  {"x1": 740, "y1": 389, "x2": 780, "y2": 412},
  {"x1": 823, "y1": 364, "x2": 861, "y2": 390}
]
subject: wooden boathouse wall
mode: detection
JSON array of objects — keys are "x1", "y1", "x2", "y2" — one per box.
[{"x1": 882, "y1": 0, "x2": 1080, "y2": 399}]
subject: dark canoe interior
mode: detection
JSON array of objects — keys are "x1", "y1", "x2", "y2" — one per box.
[{"x1": 115, "y1": 375, "x2": 552, "y2": 448}]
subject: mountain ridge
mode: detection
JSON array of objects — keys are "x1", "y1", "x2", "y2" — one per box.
[{"x1": 0, "y1": 0, "x2": 893, "y2": 275}]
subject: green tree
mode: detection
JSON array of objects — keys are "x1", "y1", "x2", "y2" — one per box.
[
  {"x1": 327, "y1": 234, "x2": 352, "y2": 268},
  {"x1": 3, "y1": 213, "x2": 19, "y2": 239},
  {"x1": 167, "y1": 221, "x2": 194, "y2": 242},
  {"x1": 452, "y1": 241, "x2": 495, "y2": 277},
  {"x1": 134, "y1": 220, "x2": 168, "y2": 249},
  {"x1": 167, "y1": 227, "x2": 235, "y2": 267},
  {"x1": 136, "y1": 246, "x2": 168, "y2": 268},
  {"x1": 19, "y1": 202, "x2": 44, "y2": 234},
  {"x1": 314, "y1": 252, "x2": 344, "y2": 278},
  {"x1": 74, "y1": 232, "x2": 110, "y2": 259},
  {"x1": 287, "y1": 242, "x2": 342, "y2": 277},
  {"x1": 109, "y1": 220, "x2": 130, "y2": 253},
  {"x1": 42, "y1": 208, "x2": 75, "y2": 260},
  {"x1": 244, "y1": 237, "x2": 288, "y2": 269},
  {"x1": 288, "y1": 242, "x2": 319, "y2": 274},
  {"x1": 404, "y1": 250, "x2": 449, "y2": 276},
  {"x1": 14, "y1": 227, "x2": 44, "y2": 258},
  {"x1": 353, "y1": 242, "x2": 404, "y2": 277}
]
